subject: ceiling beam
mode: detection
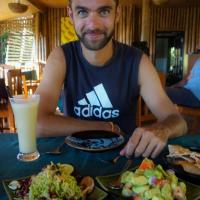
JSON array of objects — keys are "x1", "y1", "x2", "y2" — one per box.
[{"x1": 27, "y1": 0, "x2": 47, "y2": 13}]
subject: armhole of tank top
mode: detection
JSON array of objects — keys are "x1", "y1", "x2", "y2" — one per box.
[
  {"x1": 133, "y1": 48, "x2": 143, "y2": 97},
  {"x1": 138, "y1": 51, "x2": 143, "y2": 87},
  {"x1": 61, "y1": 44, "x2": 70, "y2": 85}
]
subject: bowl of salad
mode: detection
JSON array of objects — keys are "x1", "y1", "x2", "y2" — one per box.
[
  {"x1": 119, "y1": 158, "x2": 186, "y2": 200},
  {"x1": 5, "y1": 162, "x2": 98, "y2": 200}
]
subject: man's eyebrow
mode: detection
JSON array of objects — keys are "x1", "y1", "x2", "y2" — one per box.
[
  {"x1": 97, "y1": 6, "x2": 113, "y2": 10},
  {"x1": 75, "y1": 5, "x2": 113, "y2": 11},
  {"x1": 75, "y1": 6, "x2": 89, "y2": 11}
]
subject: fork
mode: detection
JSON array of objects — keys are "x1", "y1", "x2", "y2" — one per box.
[
  {"x1": 108, "y1": 159, "x2": 133, "y2": 190},
  {"x1": 45, "y1": 141, "x2": 66, "y2": 155}
]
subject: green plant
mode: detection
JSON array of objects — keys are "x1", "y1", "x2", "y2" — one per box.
[{"x1": 0, "y1": 32, "x2": 9, "y2": 64}]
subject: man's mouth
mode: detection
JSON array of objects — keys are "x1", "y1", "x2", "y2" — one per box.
[{"x1": 84, "y1": 30, "x2": 105, "y2": 40}]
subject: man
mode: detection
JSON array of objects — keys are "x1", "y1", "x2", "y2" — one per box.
[
  {"x1": 36, "y1": 0, "x2": 187, "y2": 158},
  {"x1": 166, "y1": 58, "x2": 200, "y2": 108}
]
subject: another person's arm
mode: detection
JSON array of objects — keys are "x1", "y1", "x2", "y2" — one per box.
[
  {"x1": 36, "y1": 48, "x2": 116, "y2": 137},
  {"x1": 170, "y1": 78, "x2": 188, "y2": 87},
  {"x1": 120, "y1": 54, "x2": 187, "y2": 158},
  {"x1": 170, "y1": 63, "x2": 196, "y2": 88}
]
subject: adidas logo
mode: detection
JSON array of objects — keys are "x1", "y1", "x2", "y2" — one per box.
[{"x1": 74, "y1": 83, "x2": 120, "y2": 119}]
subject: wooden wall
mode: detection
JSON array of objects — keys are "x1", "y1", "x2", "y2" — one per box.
[
  {"x1": 46, "y1": 8, "x2": 68, "y2": 56},
  {"x1": 149, "y1": 6, "x2": 200, "y2": 61},
  {"x1": 40, "y1": 4, "x2": 200, "y2": 66},
  {"x1": 114, "y1": 5, "x2": 141, "y2": 45}
]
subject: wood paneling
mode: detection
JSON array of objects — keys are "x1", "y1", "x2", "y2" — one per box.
[
  {"x1": 114, "y1": 5, "x2": 141, "y2": 45},
  {"x1": 46, "y1": 8, "x2": 68, "y2": 55},
  {"x1": 149, "y1": 6, "x2": 200, "y2": 61},
  {"x1": 39, "y1": 3, "x2": 199, "y2": 62}
]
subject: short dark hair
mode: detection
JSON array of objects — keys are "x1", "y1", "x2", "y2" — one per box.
[{"x1": 69, "y1": 0, "x2": 119, "y2": 6}]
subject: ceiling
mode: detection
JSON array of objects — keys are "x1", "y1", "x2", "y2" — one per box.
[
  {"x1": 0, "y1": 0, "x2": 39, "y2": 21},
  {"x1": 0, "y1": 0, "x2": 68, "y2": 21},
  {"x1": 0, "y1": 0, "x2": 199, "y2": 21}
]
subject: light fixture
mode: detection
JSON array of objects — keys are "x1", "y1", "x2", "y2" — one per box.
[
  {"x1": 152, "y1": 0, "x2": 168, "y2": 5},
  {"x1": 8, "y1": 0, "x2": 28, "y2": 13}
]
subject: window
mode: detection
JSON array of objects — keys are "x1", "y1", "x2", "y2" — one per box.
[
  {"x1": 0, "y1": 16, "x2": 35, "y2": 67},
  {"x1": 6, "y1": 29, "x2": 35, "y2": 66}
]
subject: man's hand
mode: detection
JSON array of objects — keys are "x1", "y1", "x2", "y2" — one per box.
[
  {"x1": 120, "y1": 126, "x2": 169, "y2": 159},
  {"x1": 120, "y1": 114, "x2": 187, "y2": 159}
]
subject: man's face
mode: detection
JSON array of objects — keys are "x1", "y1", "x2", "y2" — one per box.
[{"x1": 68, "y1": 0, "x2": 120, "y2": 50}]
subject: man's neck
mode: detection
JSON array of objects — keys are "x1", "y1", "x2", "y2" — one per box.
[{"x1": 81, "y1": 40, "x2": 114, "y2": 67}]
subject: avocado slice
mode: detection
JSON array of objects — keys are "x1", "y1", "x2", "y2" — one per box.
[
  {"x1": 132, "y1": 176, "x2": 148, "y2": 186},
  {"x1": 132, "y1": 184, "x2": 149, "y2": 194}
]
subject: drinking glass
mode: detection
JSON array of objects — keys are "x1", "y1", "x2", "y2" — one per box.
[{"x1": 10, "y1": 94, "x2": 40, "y2": 161}]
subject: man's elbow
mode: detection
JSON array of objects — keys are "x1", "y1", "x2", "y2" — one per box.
[
  {"x1": 171, "y1": 113, "x2": 188, "y2": 137},
  {"x1": 36, "y1": 123, "x2": 44, "y2": 137},
  {"x1": 180, "y1": 114, "x2": 188, "y2": 135},
  {"x1": 36, "y1": 116, "x2": 49, "y2": 137}
]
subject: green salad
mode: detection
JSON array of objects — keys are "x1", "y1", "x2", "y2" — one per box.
[
  {"x1": 120, "y1": 158, "x2": 186, "y2": 200},
  {"x1": 28, "y1": 163, "x2": 82, "y2": 200}
]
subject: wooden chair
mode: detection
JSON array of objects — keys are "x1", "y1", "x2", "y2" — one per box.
[
  {"x1": 26, "y1": 80, "x2": 40, "y2": 94},
  {"x1": 0, "y1": 78, "x2": 15, "y2": 132},
  {"x1": 22, "y1": 70, "x2": 40, "y2": 94},
  {"x1": 176, "y1": 106, "x2": 200, "y2": 134},
  {"x1": 38, "y1": 62, "x2": 45, "y2": 80},
  {"x1": 7, "y1": 69, "x2": 23, "y2": 96},
  {"x1": 136, "y1": 72, "x2": 166, "y2": 127}
]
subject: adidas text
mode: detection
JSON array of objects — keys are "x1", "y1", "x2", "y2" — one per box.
[{"x1": 74, "y1": 105, "x2": 119, "y2": 119}]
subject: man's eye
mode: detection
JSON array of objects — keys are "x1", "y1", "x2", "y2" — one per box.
[
  {"x1": 77, "y1": 10, "x2": 88, "y2": 17},
  {"x1": 99, "y1": 9, "x2": 110, "y2": 17}
]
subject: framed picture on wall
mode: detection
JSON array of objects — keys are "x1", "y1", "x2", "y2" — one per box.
[{"x1": 61, "y1": 17, "x2": 78, "y2": 44}]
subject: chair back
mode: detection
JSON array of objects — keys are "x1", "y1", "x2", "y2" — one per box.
[
  {"x1": 0, "y1": 78, "x2": 9, "y2": 104},
  {"x1": 22, "y1": 70, "x2": 37, "y2": 81},
  {"x1": 0, "y1": 78, "x2": 15, "y2": 132},
  {"x1": 7, "y1": 69, "x2": 23, "y2": 96}
]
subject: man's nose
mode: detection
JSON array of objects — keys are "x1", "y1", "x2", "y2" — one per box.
[{"x1": 86, "y1": 13, "x2": 101, "y2": 29}]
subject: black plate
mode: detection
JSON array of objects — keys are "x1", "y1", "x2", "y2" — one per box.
[
  {"x1": 65, "y1": 130, "x2": 125, "y2": 152},
  {"x1": 161, "y1": 146, "x2": 200, "y2": 185}
]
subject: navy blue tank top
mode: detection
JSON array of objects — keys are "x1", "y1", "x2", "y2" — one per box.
[{"x1": 61, "y1": 40, "x2": 143, "y2": 135}]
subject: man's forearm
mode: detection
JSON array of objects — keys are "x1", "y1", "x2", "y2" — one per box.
[
  {"x1": 152, "y1": 113, "x2": 187, "y2": 139},
  {"x1": 37, "y1": 114, "x2": 110, "y2": 137}
]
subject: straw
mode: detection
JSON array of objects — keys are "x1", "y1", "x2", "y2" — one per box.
[{"x1": 22, "y1": 75, "x2": 28, "y2": 98}]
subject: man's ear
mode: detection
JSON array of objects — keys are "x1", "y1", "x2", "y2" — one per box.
[
  {"x1": 67, "y1": 6, "x2": 73, "y2": 23},
  {"x1": 115, "y1": 5, "x2": 121, "y2": 24}
]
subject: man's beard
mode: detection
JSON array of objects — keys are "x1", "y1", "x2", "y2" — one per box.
[{"x1": 76, "y1": 28, "x2": 114, "y2": 51}]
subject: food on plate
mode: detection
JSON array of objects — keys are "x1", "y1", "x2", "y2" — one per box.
[
  {"x1": 167, "y1": 145, "x2": 200, "y2": 175},
  {"x1": 8, "y1": 162, "x2": 94, "y2": 200},
  {"x1": 119, "y1": 158, "x2": 186, "y2": 200}
]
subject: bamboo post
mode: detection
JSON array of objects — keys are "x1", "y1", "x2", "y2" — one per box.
[{"x1": 141, "y1": 0, "x2": 150, "y2": 44}]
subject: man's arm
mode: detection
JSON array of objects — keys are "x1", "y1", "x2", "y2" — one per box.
[
  {"x1": 36, "y1": 47, "x2": 115, "y2": 137},
  {"x1": 120, "y1": 54, "x2": 187, "y2": 158}
]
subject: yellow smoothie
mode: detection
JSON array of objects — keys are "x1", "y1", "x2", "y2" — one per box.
[{"x1": 11, "y1": 95, "x2": 39, "y2": 154}]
